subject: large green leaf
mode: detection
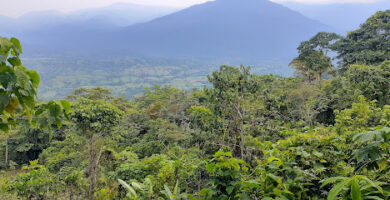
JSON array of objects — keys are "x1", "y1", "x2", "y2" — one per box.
[
  {"x1": 118, "y1": 179, "x2": 137, "y2": 198},
  {"x1": 49, "y1": 103, "x2": 61, "y2": 118},
  {"x1": 55, "y1": 117, "x2": 62, "y2": 129},
  {"x1": 60, "y1": 100, "x2": 71, "y2": 114},
  {"x1": 351, "y1": 178, "x2": 362, "y2": 200},
  {"x1": 360, "y1": 176, "x2": 384, "y2": 194},
  {"x1": 14, "y1": 66, "x2": 30, "y2": 89},
  {"x1": 321, "y1": 176, "x2": 348, "y2": 188},
  {"x1": 27, "y1": 70, "x2": 40, "y2": 89},
  {"x1": 21, "y1": 95, "x2": 35, "y2": 109},
  {"x1": 0, "y1": 94, "x2": 9, "y2": 112},
  {"x1": 327, "y1": 179, "x2": 351, "y2": 200},
  {"x1": 7, "y1": 57, "x2": 21, "y2": 67},
  {"x1": 10, "y1": 37, "x2": 22, "y2": 54},
  {"x1": 0, "y1": 123, "x2": 9, "y2": 133}
]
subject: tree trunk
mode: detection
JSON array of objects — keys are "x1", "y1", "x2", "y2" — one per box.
[
  {"x1": 235, "y1": 104, "x2": 245, "y2": 161},
  {"x1": 69, "y1": 187, "x2": 73, "y2": 200},
  {"x1": 88, "y1": 134, "x2": 97, "y2": 200},
  {"x1": 318, "y1": 72, "x2": 323, "y2": 89},
  {"x1": 240, "y1": 130, "x2": 245, "y2": 160},
  {"x1": 5, "y1": 138, "x2": 8, "y2": 169}
]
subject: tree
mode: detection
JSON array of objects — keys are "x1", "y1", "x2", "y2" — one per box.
[
  {"x1": 67, "y1": 87, "x2": 114, "y2": 102},
  {"x1": 290, "y1": 32, "x2": 341, "y2": 83},
  {"x1": 332, "y1": 10, "x2": 390, "y2": 72},
  {"x1": 70, "y1": 98, "x2": 123, "y2": 199},
  {"x1": 0, "y1": 37, "x2": 40, "y2": 132},
  {"x1": 206, "y1": 65, "x2": 259, "y2": 160},
  {"x1": 334, "y1": 95, "x2": 378, "y2": 134},
  {"x1": 0, "y1": 37, "x2": 70, "y2": 169},
  {"x1": 345, "y1": 61, "x2": 390, "y2": 106}
]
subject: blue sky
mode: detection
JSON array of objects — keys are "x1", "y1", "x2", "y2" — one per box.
[{"x1": 0, "y1": 0, "x2": 385, "y2": 17}]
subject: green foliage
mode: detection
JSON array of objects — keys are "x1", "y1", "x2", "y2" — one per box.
[
  {"x1": 334, "y1": 95, "x2": 379, "y2": 134},
  {"x1": 345, "y1": 61, "x2": 390, "y2": 106},
  {"x1": 1, "y1": 11, "x2": 390, "y2": 200},
  {"x1": 161, "y1": 180, "x2": 188, "y2": 200},
  {"x1": 5, "y1": 160, "x2": 62, "y2": 199},
  {"x1": 118, "y1": 178, "x2": 154, "y2": 200},
  {"x1": 201, "y1": 151, "x2": 248, "y2": 200},
  {"x1": 0, "y1": 37, "x2": 40, "y2": 132},
  {"x1": 352, "y1": 127, "x2": 390, "y2": 172},
  {"x1": 67, "y1": 87, "x2": 114, "y2": 101},
  {"x1": 70, "y1": 98, "x2": 123, "y2": 134},
  {"x1": 321, "y1": 175, "x2": 384, "y2": 200},
  {"x1": 333, "y1": 10, "x2": 390, "y2": 71},
  {"x1": 290, "y1": 32, "x2": 341, "y2": 82}
]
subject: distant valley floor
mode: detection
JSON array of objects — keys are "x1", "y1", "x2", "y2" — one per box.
[{"x1": 23, "y1": 55, "x2": 293, "y2": 100}]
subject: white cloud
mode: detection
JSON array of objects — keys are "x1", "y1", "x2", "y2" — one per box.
[{"x1": 0, "y1": 0, "x2": 385, "y2": 17}]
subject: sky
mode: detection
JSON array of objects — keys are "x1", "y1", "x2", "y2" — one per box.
[{"x1": 0, "y1": 0, "x2": 385, "y2": 17}]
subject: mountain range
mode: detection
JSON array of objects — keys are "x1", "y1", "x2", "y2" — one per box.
[
  {"x1": 1, "y1": 0, "x2": 387, "y2": 61},
  {"x1": 0, "y1": 3, "x2": 177, "y2": 32},
  {"x1": 3, "y1": 0, "x2": 333, "y2": 62}
]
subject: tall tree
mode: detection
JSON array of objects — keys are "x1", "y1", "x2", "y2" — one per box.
[
  {"x1": 345, "y1": 61, "x2": 390, "y2": 106},
  {"x1": 206, "y1": 65, "x2": 259, "y2": 160},
  {"x1": 332, "y1": 10, "x2": 390, "y2": 72},
  {"x1": 70, "y1": 98, "x2": 123, "y2": 200},
  {"x1": 290, "y1": 32, "x2": 341, "y2": 83}
]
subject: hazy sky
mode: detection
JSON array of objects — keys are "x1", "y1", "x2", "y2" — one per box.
[{"x1": 0, "y1": 0, "x2": 385, "y2": 17}]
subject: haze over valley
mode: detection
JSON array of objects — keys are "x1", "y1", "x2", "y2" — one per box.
[{"x1": 0, "y1": 0, "x2": 388, "y2": 99}]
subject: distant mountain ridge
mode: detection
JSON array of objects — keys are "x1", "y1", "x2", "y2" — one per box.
[
  {"x1": 111, "y1": 0, "x2": 331, "y2": 61},
  {"x1": 1, "y1": 0, "x2": 333, "y2": 62},
  {"x1": 0, "y1": 3, "x2": 177, "y2": 35},
  {"x1": 1, "y1": 0, "x2": 387, "y2": 61},
  {"x1": 0, "y1": 3, "x2": 178, "y2": 55}
]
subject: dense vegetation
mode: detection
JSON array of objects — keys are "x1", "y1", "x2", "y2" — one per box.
[{"x1": 0, "y1": 10, "x2": 389, "y2": 200}]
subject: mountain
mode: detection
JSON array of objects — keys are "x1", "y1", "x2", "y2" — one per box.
[
  {"x1": 281, "y1": 0, "x2": 390, "y2": 33},
  {"x1": 112, "y1": 0, "x2": 331, "y2": 61},
  {"x1": 0, "y1": 3, "x2": 178, "y2": 55}
]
